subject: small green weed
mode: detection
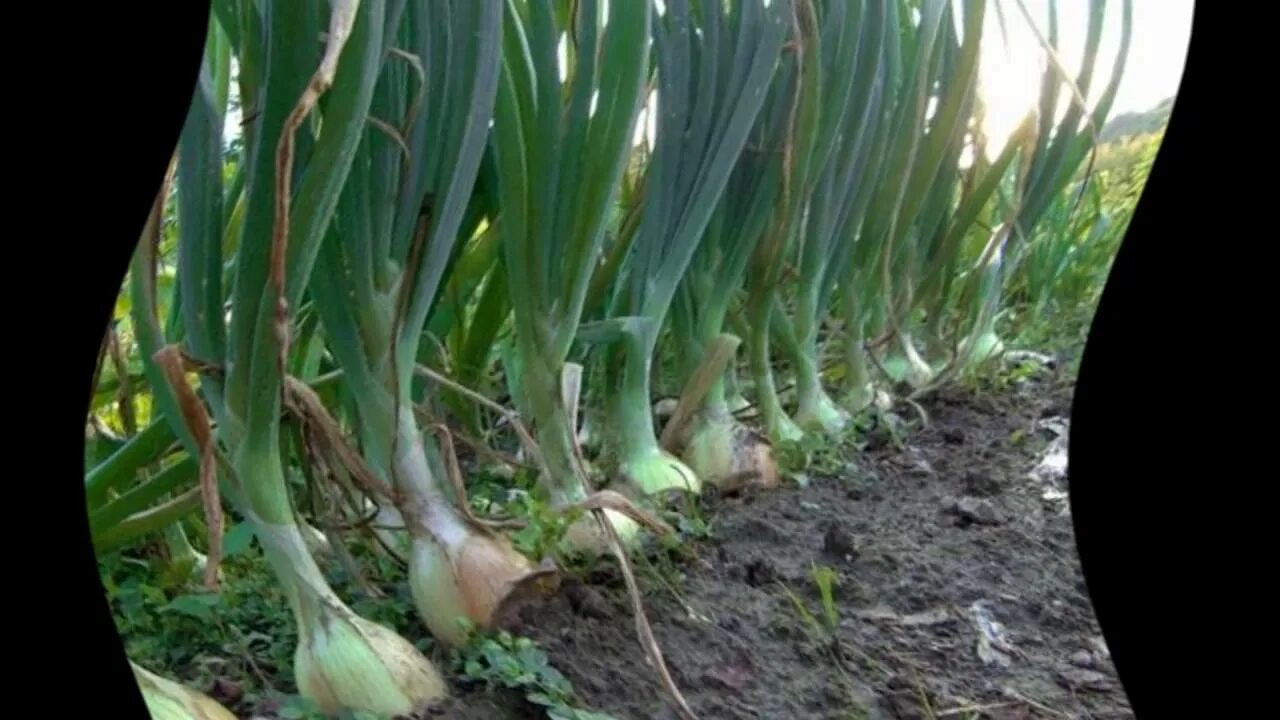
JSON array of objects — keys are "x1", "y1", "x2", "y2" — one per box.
[
  {"x1": 979, "y1": 357, "x2": 1041, "y2": 393},
  {"x1": 812, "y1": 563, "x2": 839, "y2": 630},
  {"x1": 778, "y1": 565, "x2": 876, "y2": 719},
  {"x1": 452, "y1": 629, "x2": 616, "y2": 720},
  {"x1": 780, "y1": 563, "x2": 841, "y2": 638},
  {"x1": 775, "y1": 431, "x2": 825, "y2": 478},
  {"x1": 507, "y1": 492, "x2": 581, "y2": 563},
  {"x1": 659, "y1": 491, "x2": 714, "y2": 550}
]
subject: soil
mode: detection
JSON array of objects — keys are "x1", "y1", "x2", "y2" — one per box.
[
  {"x1": 216, "y1": 373, "x2": 1127, "y2": 719},
  {"x1": 423, "y1": 375, "x2": 1130, "y2": 720}
]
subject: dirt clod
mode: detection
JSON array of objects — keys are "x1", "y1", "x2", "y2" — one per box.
[
  {"x1": 821, "y1": 521, "x2": 862, "y2": 561},
  {"x1": 208, "y1": 677, "x2": 243, "y2": 705},
  {"x1": 565, "y1": 583, "x2": 613, "y2": 619},
  {"x1": 1069, "y1": 649, "x2": 1096, "y2": 668},
  {"x1": 738, "y1": 517, "x2": 785, "y2": 543},
  {"x1": 744, "y1": 556, "x2": 778, "y2": 587},
  {"x1": 963, "y1": 471, "x2": 1003, "y2": 497},
  {"x1": 1056, "y1": 666, "x2": 1113, "y2": 692},
  {"x1": 948, "y1": 496, "x2": 1004, "y2": 526},
  {"x1": 702, "y1": 662, "x2": 753, "y2": 691}
]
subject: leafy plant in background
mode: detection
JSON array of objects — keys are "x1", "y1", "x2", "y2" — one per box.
[{"x1": 1004, "y1": 127, "x2": 1162, "y2": 358}]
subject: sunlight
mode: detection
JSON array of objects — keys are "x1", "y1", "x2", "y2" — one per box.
[
  {"x1": 976, "y1": 0, "x2": 1192, "y2": 160},
  {"x1": 558, "y1": 32, "x2": 568, "y2": 83},
  {"x1": 976, "y1": 24, "x2": 1042, "y2": 160}
]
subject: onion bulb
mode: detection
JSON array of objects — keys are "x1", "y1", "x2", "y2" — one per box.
[{"x1": 130, "y1": 663, "x2": 236, "y2": 720}]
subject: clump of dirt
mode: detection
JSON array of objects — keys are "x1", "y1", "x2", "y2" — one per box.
[{"x1": 444, "y1": 376, "x2": 1129, "y2": 720}]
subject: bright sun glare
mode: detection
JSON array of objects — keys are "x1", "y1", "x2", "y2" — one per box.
[{"x1": 975, "y1": 0, "x2": 1192, "y2": 161}]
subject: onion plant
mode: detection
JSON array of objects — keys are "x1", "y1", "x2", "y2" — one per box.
[
  {"x1": 832, "y1": 0, "x2": 964, "y2": 392},
  {"x1": 926, "y1": 0, "x2": 1133, "y2": 382},
  {"x1": 302, "y1": 0, "x2": 550, "y2": 648},
  {"x1": 742, "y1": 0, "x2": 858, "y2": 443},
  {"x1": 663, "y1": 37, "x2": 795, "y2": 487},
  {"x1": 151, "y1": 3, "x2": 450, "y2": 714},
  {"x1": 597, "y1": 0, "x2": 789, "y2": 497},
  {"x1": 771, "y1": 0, "x2": 890, "y2": 434},
  {"x1": 489, "y1": 0, "x2": 654, "y2": 548}
]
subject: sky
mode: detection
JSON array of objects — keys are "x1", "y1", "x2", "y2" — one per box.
[{"x1": 977, "y1": 0, "x2": 1194, "y2": 151}]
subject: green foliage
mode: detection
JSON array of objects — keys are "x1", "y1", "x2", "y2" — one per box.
[
  {"x1": 221, "y1": 521, "x2": 255, "y2": 558},
  {"x1": 103, "y1": 546, "x2": 297, "y2": 708},
  {"x1": 452, "y1": 630, "x2": 616, "y2": 720},
  {"x1": 1097, "y1": 130, "x2": 1163, "y2": 217},
  {"x1": 1099, "y1": 96, "x2": 1173, "y2": 143},
  {"x1": 660, "y1": 497, "x2": 714, "y2": 546},
  {"x1": 1009, "y1": 357, "x2": 1045, "y2": 387},
  {"x1": 641, "y1": 510, "x2": 708, "y2": 593},
  {"x1": 779, "y1": 563, "x2": 843, "y2": 640},
  {"x1": 780, "y1": 582, "x2": 824, "y2": 638},
  {"x1": 1004, "y1": 126, "x2": 1162, "y2": 361},
  {"x1": 506, "y1": 492, "x2": 582, "y2": 563},
  {"x1": 774, "y1": 432, "x2": 825, "y2": 476},
  {"x1": 102, "y1": 524, "x2": 427, "y2": 714},
  {"x1": 812, "y1": 563, "x2": 840, "y2": 631}
]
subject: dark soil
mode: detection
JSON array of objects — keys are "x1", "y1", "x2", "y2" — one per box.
[{"x1": 426, "y1": 377, "x2": 1129, "y2": 720}]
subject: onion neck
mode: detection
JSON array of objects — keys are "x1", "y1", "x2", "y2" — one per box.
[
  {"x1": 748, "y1": 295, "x2": 802, "y2": 443},
  {"x1": 611, "y1": 327, "x2": 665, "y2": 465},
  {"x1": 517, "y1": 346, "x2": 592, "y2": 508},
  {"x1": 391, "y1": 408, "x2": 470, "y2": 550},
  {"x1": 255, "y1": 516, "x2": 342, "y2": 628}
]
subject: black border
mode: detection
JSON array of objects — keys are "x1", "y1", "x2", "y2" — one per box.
[
  {"x1": 1069, "y1": 2, "x2": 1233, "y2": 715},
  {"x1": 45, "y1": 3, "x2": 211, "y2": 716}
]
